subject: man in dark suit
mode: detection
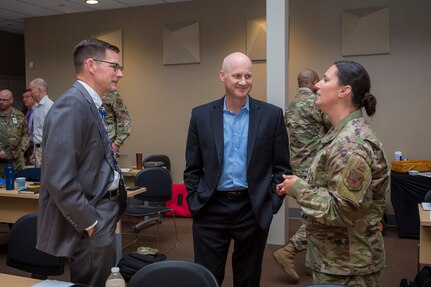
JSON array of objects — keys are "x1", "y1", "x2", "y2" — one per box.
[
  {"x1": 37, "y1": 39, "x2": 125, "y2": 287},
  {"x1": 184, "y1": 52, "x2": 291, "y2": 287}
]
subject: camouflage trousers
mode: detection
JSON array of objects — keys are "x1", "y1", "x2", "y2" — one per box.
[
  {"x1": 313, "y1": 270, "x2": 382, "y2": 287},
  {"x1": 290, "y1": 222, "x2": 308, "y2": 252}
]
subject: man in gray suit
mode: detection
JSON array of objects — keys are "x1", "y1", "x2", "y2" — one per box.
[{"x1": 37, "y1": 39, "x2": 125, "y2": 287}]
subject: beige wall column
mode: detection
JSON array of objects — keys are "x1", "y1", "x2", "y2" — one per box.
[{"x1": 266, "y1": 0, "x2": 289, "y2": 245}]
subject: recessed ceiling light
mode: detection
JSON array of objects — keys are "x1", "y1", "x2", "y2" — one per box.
[{"x1": 86, "y1": 0, "x2": 98, "y2": 4}]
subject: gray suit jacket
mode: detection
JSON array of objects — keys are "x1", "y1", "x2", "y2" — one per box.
[{"x1": 36, "y1": 81, "x2": 116, "y2": 257}]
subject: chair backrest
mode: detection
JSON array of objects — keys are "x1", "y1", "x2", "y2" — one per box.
[
  {"x1": 143, "y1": 154, "x2": 171, "y2": 171},
  {"x1": 14, "y1": 168, "x2": 41, "y2": 182},
  {"x1": 127, "y1": 260, "x2": 219, "y2": 287},
  {"x1": 6, "y1": 213, "x2": 64, "y2": 279},
  {"x1": 134, "y1": 167, "x2": 172, "y2": 202},
  {"x1": 305, "y1": 284, "x2": 347, "y2": 287}
]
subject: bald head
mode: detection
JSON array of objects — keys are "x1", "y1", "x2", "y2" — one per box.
[
  {"x1": 222, "y1": 52, "x2": 253, "y2": 74},
  {"x1": 0, "y1": 89, "x2": 13, "y2": 111},
  {"x1": 298, "y1": 69, "x2": 319, "y2": 92},
  {"x1": 219, "y1": 52, "x2": 253, "y2": 106}
]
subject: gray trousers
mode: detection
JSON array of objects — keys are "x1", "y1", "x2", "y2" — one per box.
[{"x1": 69, "y1": 198, "x2": 119, "y2": 287}]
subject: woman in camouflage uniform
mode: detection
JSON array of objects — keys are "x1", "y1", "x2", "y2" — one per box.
[{"x1": 277, "y1": 60, "x2": 389, "y2": 287}]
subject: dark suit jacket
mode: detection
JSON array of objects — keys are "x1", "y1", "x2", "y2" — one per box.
[
  {"x1": 36, "y1": 81, "x2": 116, "y2": 257},
  {"x1": 184, "y1": 96, "x2": 291, "y2": 231}
]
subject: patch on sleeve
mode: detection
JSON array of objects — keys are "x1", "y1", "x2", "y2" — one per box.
[
  {"x1": 337, "y1": 154, "x2": 371, "y2": 206},
  {"x1": 344, "y1": 170, "x2": 364, "y2": 191}
]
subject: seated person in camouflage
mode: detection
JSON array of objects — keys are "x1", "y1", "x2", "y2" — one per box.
[
  {"x1": 273, "y1": 69, "x2": 331, "y2": 283},
  {"x1": 102, "y1": 90, "x2": 131, "y2": 155},
  {"x1": 0, "y1": 89, "x2": 29, "y2": 177},
  {"x1": 276, "y1": 61, "x2": 389, "y2": 287}
]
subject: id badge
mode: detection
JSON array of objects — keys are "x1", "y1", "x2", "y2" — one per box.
[{"x1": 12, "y1": 116, "x2": 17, "y2": 124}]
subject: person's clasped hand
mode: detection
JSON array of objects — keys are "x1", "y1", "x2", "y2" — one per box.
[{"x1": 276, "y1": 174, "x2": 299, "y2": 196}]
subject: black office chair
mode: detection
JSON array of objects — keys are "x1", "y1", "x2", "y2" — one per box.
[
  {"x1": 6, "y1": 213, "x2": 64, "y2": 279},
  {"x1": 143, "y1": 154, "x2": 171, "y2": 171},
  {"x1": 123, "y1": 168, "x2": 179, "y2": 254},
  {"x1": 127, "y1": 260, "x2": 219, "y2": 287},
  {"x1": 14, "y1": 167, "x2": 41, "y2": 182}
]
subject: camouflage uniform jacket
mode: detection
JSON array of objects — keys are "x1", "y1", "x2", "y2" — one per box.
[
  {"x1": 102, "y1": 91, "x2": 131, "y2": 147},
  {"x1": 0, "y1": 107, "x2": 29, "y2": 167},
  {"x1": 290, "y1": 110, "x2": 389, "y2": 275},
  {"x1": 285, "y1": 87, "x2": 332, "y2": 178}
]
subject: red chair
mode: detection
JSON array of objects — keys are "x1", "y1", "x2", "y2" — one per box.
[{"x1": 166, "y1": 183, "x2": 191, "y2": 217}]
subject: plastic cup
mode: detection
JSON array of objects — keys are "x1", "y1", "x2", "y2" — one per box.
[
  {"x1": 394, "y1": 151, "x2": 402, "y2": 161},
  {"x1": 16, "y1": 177, "x2": 26, "y2": 191}
]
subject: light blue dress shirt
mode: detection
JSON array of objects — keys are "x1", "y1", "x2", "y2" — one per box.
[{"x1": 217, "y1": 96, "x2": 249, "y2": 191}]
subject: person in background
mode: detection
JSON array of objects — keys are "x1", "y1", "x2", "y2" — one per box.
[
  {"x1": 29, "y1": 78, "x2": 54, "y2": 168},
  {"x1": 36, "y1": 38, "x2": 126, "y2": 287},
  {"x1": 276, "y1": 60, "x2": 389, "y2": 287},
  {"x1": 102, "y1": 90, "x2": 131, "y2": 155},
  {"x1": 184, "y1": 52, "x2": 291, "y2": 287},
  {"x1": 273, "y1": 68, "x2": 331, "y2": 283},
  {"x1": 22, "y1": 88, "x2": 35, "y2": 165},
  {"x1": 0, "y1": 89, "x2": 29, "y2": 177}
]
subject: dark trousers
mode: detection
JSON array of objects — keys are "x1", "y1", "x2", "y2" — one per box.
[
  {"x1": 193, "y1": 192, "x2": 269, "y2": 287},
  {"x1": 69, "y1": 198, "x2": 119, "y2": 287}
]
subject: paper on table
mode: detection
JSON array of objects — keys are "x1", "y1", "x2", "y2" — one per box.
[
  {"x1": 120, "y1": 168, "x2": 131, "y2": 172},
  {"x1": 418, "y1": 172, "x2": 431, "y2": 178},
  {"x1": 422, "y1": 202, "x2": 431, "y2": 211},
  {"x1": 32, "y1": 280, "x2": 74, "y2": 287}
]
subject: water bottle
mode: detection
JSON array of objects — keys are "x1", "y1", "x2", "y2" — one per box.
[
  {"x1": 105, "y1": 267, "x2": 125, "y2": 287},
  {"x1": 4, "y1": 163, "x2": 14, "y2": 190}
]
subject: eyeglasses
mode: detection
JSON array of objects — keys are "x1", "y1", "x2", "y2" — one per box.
[{"x1": 93, "y1": 59, "x2": 123, "y2": 72}]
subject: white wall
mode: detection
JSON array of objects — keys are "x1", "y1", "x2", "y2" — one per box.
[
  {"x1": 287, "y1": 0, "x2": 431, "y2": 215},
  {"x1": 289, "y1": 0, "x2": 431, "y2": 160},
  {"x1": 25, "y1": 0, "x2": 266, "y2": 184}
]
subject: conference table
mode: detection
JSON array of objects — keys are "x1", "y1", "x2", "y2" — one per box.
[
  {"x1": 419, "y1": 204, "x2": 431, "y2": 267},
  {"x1": 121, "y1": 168, "x2": 141, "y2": 186},
  {"x1": 0, "y1": 272, "x2": 81, "y2": 286},
  {"x1": 0, "y1": 183, "x2": 145, "y2": 261},
  {"x1": 0, "y1": 272, "x2": 41, "y2": 286},
  {"x1": 0, "y1": 187, "x2": 39, "y2": 223}
]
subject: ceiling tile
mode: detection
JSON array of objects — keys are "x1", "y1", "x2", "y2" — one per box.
[{"x1": 115, "y1": 0, "x2": 164, "y2": 6}]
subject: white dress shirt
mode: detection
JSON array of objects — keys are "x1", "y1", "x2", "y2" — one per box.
[{"x1": 33, "y1": 95, "x2": 54, "y2": 144}]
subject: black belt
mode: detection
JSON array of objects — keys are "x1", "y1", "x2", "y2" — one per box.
[
  {"x1": 215, "y1": 189, "x2": 248, "y2": 200},
  {"x1": 102, "y1": 189, "x2": 118, "y2": 200},
  {"x1": 35, "y1": 143, "x2": 42, "y2": 148}
]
